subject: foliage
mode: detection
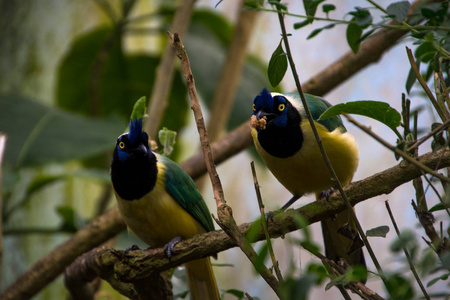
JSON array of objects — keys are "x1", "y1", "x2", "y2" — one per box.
[{"x1": 1, "y1": 0, "x2": 450, "y2": 299}]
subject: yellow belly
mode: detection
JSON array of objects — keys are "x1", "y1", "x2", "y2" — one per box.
[
  {"x1": 252, "y1": 119, "x2": 359, "y2": 196},
  {"x1": 115, "y1": 162, "x2": 205, "y2": 247}
]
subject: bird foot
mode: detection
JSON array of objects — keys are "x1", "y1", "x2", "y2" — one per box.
[
  {"x1": 123, "y1": 244, "x2": 140, "y2": 257},
  {"x1": 319, "y1": 187, "x2": 335, "y2": 201},
  {"x1": 164, "y1": 236, "x2": 183, "y2": 261}
]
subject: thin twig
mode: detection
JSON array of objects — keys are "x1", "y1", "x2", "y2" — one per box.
[
  {"x1": 407, "y1": 118, "x2": 450, "y2": 152},
  {"x1": 421, "y1": 171, "x2": 450, "y2": 217},
  {"x1": 168, "y1": 31, "x2": 282, "y2": 297},
  {"x1": 385, "y1": 201, "x2": 430, "y2": 300},
  {"x1": 276, "y1": 9, "x2": 388, "y2": 287},
  {"x1": 251, "y1": 162, "x2": 283, "y2": 282},
  {"x1": 345, "y1": 114, "x2": 450, "y2": 183},
  {"x1": 406, "y1": 46, "x2": 448, "y2": 122}
]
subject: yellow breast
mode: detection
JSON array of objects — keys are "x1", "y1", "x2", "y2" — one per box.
[
  {"x1": 116, "y1": 161, "x2": 205, "y2": 247},
  {"x1": 251, "y1": 119, "x2": 359, "y2": 196}
]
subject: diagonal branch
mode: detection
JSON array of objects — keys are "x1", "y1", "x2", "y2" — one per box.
[{"x1": 65, "y1": 149, "x2": 450, "y2": 296}]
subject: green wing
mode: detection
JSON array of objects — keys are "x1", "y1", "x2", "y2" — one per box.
[
  {"x1": 284, "y1": 92, "x2": 347, "y2": 133},
  {"x1": 157, "y1": 154, "x2": 215, "y2": 232}
]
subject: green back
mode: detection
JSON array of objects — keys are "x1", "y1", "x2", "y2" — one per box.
[
  {"x1": 284, "y1": 93, "x2": 347, "y2": 133},
  {"x1": 157, "y1": 154, "x2": 215, "y2": 232}
]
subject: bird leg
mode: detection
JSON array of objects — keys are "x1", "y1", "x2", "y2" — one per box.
[
  {"x1": 281, "y1": 194, "x2": 301, "y2": 211},
  {"x1": 163, "y1": 236, "x2": 183, "y2": 261},
  {"x1": 123, "y1": 244, "x2": 141, "y2": 257}
]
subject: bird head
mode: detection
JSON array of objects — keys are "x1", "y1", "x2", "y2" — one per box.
[
  {"x1": 115, "y1": 118, "x2": 150, "y2": 162},
  {"x1": 252, "y1": 88, "x2": 290, "y2": 128}
]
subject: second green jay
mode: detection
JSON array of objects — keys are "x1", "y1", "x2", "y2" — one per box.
[
  {"x1": 111, "y1": 119, "x2": 219, "y2": 300},
  {"x1": 251, "y1": 88, "x2": 365, "y2": 269}
]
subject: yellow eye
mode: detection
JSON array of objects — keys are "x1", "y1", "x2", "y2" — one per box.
[
  {"x1": 119, "y1": 141, "x2": 125, "y2": 149},
  {"x1": 278, "y1": 103, "x2": 285, "y2": 111},
  {"x1": 252, "y1": 103, "x2": 256, "y2": 111}
]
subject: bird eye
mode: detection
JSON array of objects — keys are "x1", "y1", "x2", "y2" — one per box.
[
  {"x1": 278, "y1": 104, "x2": 285, "y2": 111},
  {"x1": 252, "y1": 103, "x2": 256, "y2": 111},
  {"x1": 119, "y1": 141, "x2": 125, "y2": 149}
]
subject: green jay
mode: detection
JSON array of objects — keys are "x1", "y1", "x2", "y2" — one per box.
[
  {"x1": 251, "y1": 88, "x2": 365, "y2": 269},
  {"x1": 111, "y1": 119, "x2": 219, "y2": 300}
]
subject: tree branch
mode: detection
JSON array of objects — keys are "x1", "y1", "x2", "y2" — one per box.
[
  {"x1": 169, "y1": 31, "x2": 282, "y2": 297},
  {"x1": 144, "y1": 0, "x2": 197, "y2": 138},
  {"x1": 64, "y1": 149, "x2": 450, "y2": 297}
]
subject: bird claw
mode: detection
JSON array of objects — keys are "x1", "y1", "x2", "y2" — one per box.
[
  {"x1": 164, "y1": 236, "x2": 183, "y2": 260},
  {"x1": 319, "y1": 187, "x2": 335, "y2": 201},
  {"x1": 265, "y1": 211, "x2": 276, "y2": 222},
  {"x1": 123, "y1": 244, "x2": 140, "y2": 257}
]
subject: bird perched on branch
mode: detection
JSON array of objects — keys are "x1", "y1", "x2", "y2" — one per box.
[
  {"x1": 251, "y1": 88, "x2": 365, "y2": 271},
  {"x1": 111, "y1": 118, "x2": 219, "y2": 300}
]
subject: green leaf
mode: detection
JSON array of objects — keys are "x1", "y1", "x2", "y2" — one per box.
[
  {"x1": 294, "y1": 19, "x2": 314, "y2": 30},
  {"x1": 56, "y1": 205, "x2": 86, "y2": 232},
  {"x1": 322, "y1": 4, "x2": 335, "y2": 14},
  {"x1": 222, "y1": 289, "x2": 245, "y2": 299},
  {"x1": 366, "y1": 225, "x2": 390, "y2": 237},
  {"x1": 158, "y1": 127, "x2": 177, "y2": 157},
  {"x1": 269, "y1": 1, "x2": 288, "y2": 11},
  {"x1": 243, "y1": 1, "x2": 259, "y2": 9},
  {"x1": 427, "y1": 272, "x2": 449, "y2": 287},
  {"x1": 385, "y1": 273, "x2": 415, "y2": 300},
  {"x1": 281, "y1": 274, "x2": 317, "y2": 300},
  {"x1": 268, "y1": 40, "x2": 288, "y2": 87},
  {"x1": 428, "y1": 203, "x2": 445, "y2": 212},
  {"x1": 346, "y1": 22, "x2": 362, "y2": 53},
  {"x1": 350, "y1": 7, "x2": 373, "y2": 28},
  {"x1": 56, "y1": 27, "x2": 189, "y2": 142},
  {"x1": 246, "y1": 218, "x2": 263, "y2": 243},
  {"x1": 319, "y1": 100, "x2": 402, "y2": 136},
  {"x1": 255, "y1": 242, "x2": 269, "y2": 273},
  {"x1": 325, "y1": 273, "x2": 350, "y2": 290},
  {"x1": 26, "y1": 174, "x2": 63, "y2": 196},
  {"x1": 307, "y1": 23, "x2": 335, "y2": 39},
  {"x1": 0, "y1": 95, "x2": 124, "y2": 167},
  {"x1": 405, "y1": 61, "x2": 420, "y2": 94},
  {"x1": 415, "y1": 41, "x2": 436, "y2": 63},
  {"x1": 386, "y1": 1, "x2": 410, "y2": 22},
  {"x1": 306, "y1": 263, "x2": 328, "y2": 285},
  {"x1": 303, "y1": 0, "x2": 325, "y2": 17},
  {"x1": 390, "y1": 230, "x2": 417, "y2": 253},
  {"x1": 130, "y1": 96, "x2": 147, "y2": 122}
]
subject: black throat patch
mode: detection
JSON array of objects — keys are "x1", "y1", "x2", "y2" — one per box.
[
  {"x1": 257, "y1": 105, "x2": 303, "y2": 158},
  {"x1": 111, "y1": 150, "x2": 158, "y2": 201}
]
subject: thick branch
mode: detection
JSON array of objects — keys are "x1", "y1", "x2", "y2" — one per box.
[
  {"x1": 65, "y1": 149, "x2": 450, "y2": 286},
  {"x1": 0, "y1": 209, "x2": 125, "y2": 300}
]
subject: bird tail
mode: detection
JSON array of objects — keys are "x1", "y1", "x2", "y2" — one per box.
[
  {"x1": 185, "y1": 257, "x2": 219, "y2": 300},
  {"x1": 320, "y1": 201, "x2": 366, "y2": 281}
]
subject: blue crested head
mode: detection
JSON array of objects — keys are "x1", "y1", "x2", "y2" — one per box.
[
  {"x1": 253, "y1": 88, "x2": 274, "y2": 115},
  {"x1": 129, "y1": 118, "x2": 147, "y2": 147},
  {"x1": 253, "y1": 88, "x2": 288, "y2": 128},
  {"x1": 114, "y1": 118, "x2": 150, "y2": 162}
]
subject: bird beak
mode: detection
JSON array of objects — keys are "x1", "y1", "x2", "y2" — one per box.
[
  {"x1": 256, "y1": 110, "x2": 276, "y2": 121},
  {"x1": 129, "y1": 144, "x2": 148, "y2": 156}
]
